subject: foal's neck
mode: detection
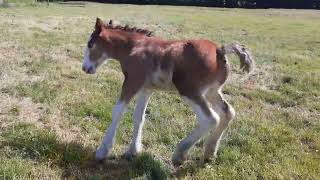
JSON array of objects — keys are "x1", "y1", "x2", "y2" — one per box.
[{"x1": 108, "y1": 31, "x2": 143, "y2": 61}]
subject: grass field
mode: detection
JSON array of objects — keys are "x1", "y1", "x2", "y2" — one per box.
[{"x1": 0, "y1": 2, "x2": 320, "y2": 179}]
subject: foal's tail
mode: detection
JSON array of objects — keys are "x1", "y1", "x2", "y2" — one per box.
[{"x1": 217, "y1": 43, "x2": 254, "y2": 73}]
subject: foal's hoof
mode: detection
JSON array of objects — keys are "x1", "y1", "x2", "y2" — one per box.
[
  {"x1": 86, "y1": 159, "x2": 104, "y2": 169},
  {"x1": 94, "y1": 157, "x2": 106, "y2": 164},
  {"x1": 95, "y1": 149, "x2": 107, "y2": 162},
  {"x1": 172, "y1": 154, "x2": 187, "y2": 167},
  {"x1": 204, "y1": 154, "x2": 217, "y2": 164},
  {"x1": 95, "y1": 158, "x2": 106, "y2": 165},
  {"x1": 90, "y1": 155, "x2": 105, "y2": 167},
  {"x1": 204, "y1": 157, "x2": 214, "y2": 164},
  {"x1": 122, "y1": 151, "x2": 137, "y2": 161}
]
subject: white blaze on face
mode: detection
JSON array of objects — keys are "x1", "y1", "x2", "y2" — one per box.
[
  {"x1": 82, "y1": 33, "x2": 111, "y2": 74},
  {"x1": 82, "y1": 46, "x2": 109, "y2": 74},
  {"x1": 82, "y1": 47, "x2": 96, "y2": 74}
]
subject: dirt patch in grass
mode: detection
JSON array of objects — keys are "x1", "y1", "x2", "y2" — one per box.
[
  {"x1": 0, "y1": 93, "x2": 86, "y2": 145},
  {"x1": 0, "y1": 14, "x2": 60, "y2": 33},
  {"x1": 0, "y1": 94, "x2": 45, "y2": 129}
]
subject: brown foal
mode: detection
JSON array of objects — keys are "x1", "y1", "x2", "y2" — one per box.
[{"x1": 82, "y1": 18, "x2": 254, "y2": 166}]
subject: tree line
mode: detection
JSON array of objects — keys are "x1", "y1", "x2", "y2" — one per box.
[{"x1": 86, "y1": 0, "x2": 320, "y2": 9}]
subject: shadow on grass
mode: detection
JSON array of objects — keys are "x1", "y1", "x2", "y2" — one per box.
[
  {"x1": 1, "y1": 123, "x2": 171, "y2": 179},
  {"x1": 171, "y1": 156, "x2": 212, "y2": 179}
]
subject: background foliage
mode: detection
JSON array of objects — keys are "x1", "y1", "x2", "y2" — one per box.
[
  {"x1": 85, "y1": 0, "x2": 320, "y2": 9},
  {"x1": 8, "y1": 0, "x2": 320, "y2": 9}
]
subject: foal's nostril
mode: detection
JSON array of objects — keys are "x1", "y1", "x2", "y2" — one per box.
[
  {"x1": 88, "y1": 66, "x2": 93, "y2": 73},
  {"x1": 82, "y1": 65, "x2": 94, "y2": 74}
]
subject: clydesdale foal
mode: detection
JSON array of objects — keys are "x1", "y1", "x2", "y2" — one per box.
[{"x1": 82, "y1": 18, "x2": 254, "y2": 166}]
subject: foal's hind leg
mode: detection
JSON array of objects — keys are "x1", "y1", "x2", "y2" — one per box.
[
  {"x1": 172, "y1": 95, "x2": 220, "y2": 166},
  {"x1": 204, "y1": 88, "x2": 235, "y2": 162}
]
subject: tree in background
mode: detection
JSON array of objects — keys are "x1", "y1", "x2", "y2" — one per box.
[{"x1": 75, "y1": 0, "x2": 319, "y2": 9}]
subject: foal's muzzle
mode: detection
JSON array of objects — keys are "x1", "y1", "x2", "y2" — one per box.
[{"x1": 82, "y1": 65, "x2": 96, "y2": 74}]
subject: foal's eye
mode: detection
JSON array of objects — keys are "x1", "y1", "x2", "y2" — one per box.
[
  {"x1": 88, "y1": 33, "x2": 96, "y2": 49},
  {"x1": 88, "y1": 40, "x2": 94, "y2": 49}
]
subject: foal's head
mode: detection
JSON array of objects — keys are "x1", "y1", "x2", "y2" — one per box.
[
  {"x1": 82, "y1": 18, "x2": 153, "y2": 74},
  {"x1": 82, "y1": 18, "x2": 111, "y2": 74}
]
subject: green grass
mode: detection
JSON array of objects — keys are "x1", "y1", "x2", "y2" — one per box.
[
  {"x1": 0, "y1": 2, "x2": 319, "y2": 179},
  {"x1": 13, "y1": 81, "x2": 58, "y2": 103}
]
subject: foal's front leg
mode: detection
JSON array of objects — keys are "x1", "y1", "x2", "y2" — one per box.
[
  {"x1": 95, "y1": 101, "x2": 128, "y2": 161},
  {"x1": 95, "y1": 73, "x2": 145, "y2": 161},
  {"x1": 124, "y1": 89, "x2": 152, "y2": 159}
]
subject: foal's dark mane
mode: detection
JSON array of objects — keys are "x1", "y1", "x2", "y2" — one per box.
[{"x1": 104, "y1": 21, "x2": 153, "y2": 37}]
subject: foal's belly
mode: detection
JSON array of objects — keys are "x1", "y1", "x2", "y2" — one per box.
[{"x1": 145, "y1": 68, "x2": 176, "y2": 91}]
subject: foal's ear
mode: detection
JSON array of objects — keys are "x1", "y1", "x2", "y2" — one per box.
[{"x1": 95, "y1": 17, "x2": 103, "y2": 30}]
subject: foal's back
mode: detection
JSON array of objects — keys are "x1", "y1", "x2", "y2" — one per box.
[{"x1": 139, "y1": 38, "x2": 227, "y2": 94}]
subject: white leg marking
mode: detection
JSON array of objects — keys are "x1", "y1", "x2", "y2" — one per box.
[
  {"x1": 204, "y1": 89, "x2": 235, "y2": 160},
  {"x1": 172, "y1": 96, "x2": 220, "y2": 165},
  {"x1": 126, "y1": 90, "x2": 152, "y2": 156},
  {"x1": 95, "y1": 101, "x2": 127, "y2": 160}
]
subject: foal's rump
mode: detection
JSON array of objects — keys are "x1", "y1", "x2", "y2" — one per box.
[{"x1": 167, "y1": 40, "x2": 255, "y2": 95}]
